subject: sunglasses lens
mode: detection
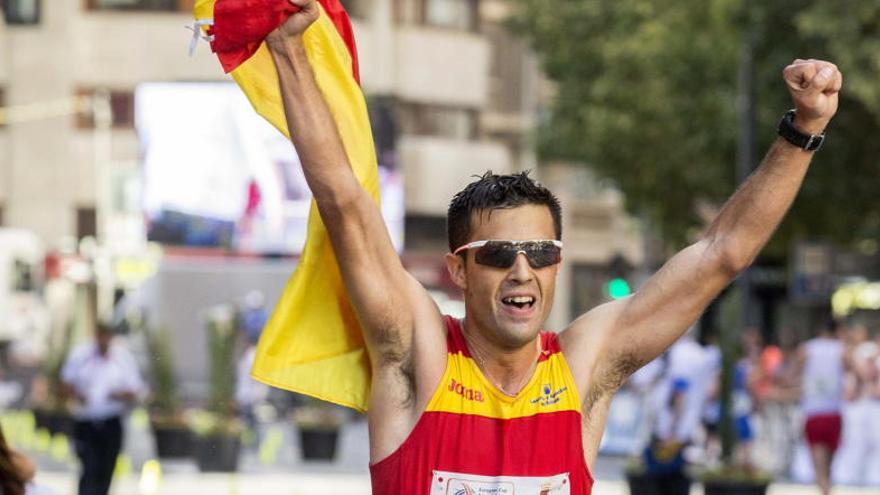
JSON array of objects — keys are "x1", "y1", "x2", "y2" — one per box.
[
  {"x1": 523, "y1": 242, "x2": 562, "y2": 268},
  {"x1": 472, "y1": 241, "x2": 562, "y2": 269},
  {"x1": 474, "y1": 241, "x2": 518, "y2": 268}
]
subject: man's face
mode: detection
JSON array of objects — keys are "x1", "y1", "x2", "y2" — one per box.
[
  {"x1": 96, "y1": 329, "x2": 113, "y2": 355},
  {"x1": 446, "y1": 204, "x2": 560, "y2": 349}
]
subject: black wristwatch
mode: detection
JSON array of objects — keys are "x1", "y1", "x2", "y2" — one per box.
[{"x1": 777, "y1": 109, "x2": 825, "y2": 152}]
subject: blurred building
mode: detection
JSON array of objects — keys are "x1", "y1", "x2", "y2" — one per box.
[{"x1": 0, "y1": 0, "x2": 642, "y2": 363}]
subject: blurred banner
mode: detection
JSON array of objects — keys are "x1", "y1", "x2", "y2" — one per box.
[{"x1": 135, "y1": 82, "x2": 403, "y2": 254}]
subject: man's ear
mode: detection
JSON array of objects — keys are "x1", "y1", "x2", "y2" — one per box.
[{"x1": 445, "y1": 252, "x2": 467, "y2": 290}]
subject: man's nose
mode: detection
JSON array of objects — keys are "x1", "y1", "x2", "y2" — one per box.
[{"x1": 507, "y1": 252, "x2": 533, "y2": 282}]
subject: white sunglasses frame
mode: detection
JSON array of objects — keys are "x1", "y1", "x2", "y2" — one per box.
[{"x1": 452, "y1": 239, "x2": 564, "y2": 256}]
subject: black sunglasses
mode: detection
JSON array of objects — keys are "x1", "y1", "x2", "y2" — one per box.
[{"x1": 453, "y1": 239, "x2": 563, "y2": 269}]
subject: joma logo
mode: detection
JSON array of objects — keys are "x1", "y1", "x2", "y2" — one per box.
[{"x1": 448, "y1": 378, "x2": 484, "y2": 402}]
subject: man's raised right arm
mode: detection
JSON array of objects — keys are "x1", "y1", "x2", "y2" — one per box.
[{"x1": 265, "y1": 1, "x2": 428, "y2": 362}]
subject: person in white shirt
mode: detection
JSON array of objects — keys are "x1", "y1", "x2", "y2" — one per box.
[
  {"x1": 832, "y1": 323, "x2": 877, "y2": 485},
  {"x1": 867, "y1": 333, "x2": 880, "y2": 486},
  {"x1": 641, "y1": 334, "x2": 717, "y2": 495},
  {"x1": 797, "y1": 318, "x2": 847, "y2": 495},
  {"x1": 61, "y1": 323, "x2": 145, "y2": 495}
]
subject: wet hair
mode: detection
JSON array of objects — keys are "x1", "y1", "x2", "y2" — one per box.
[
  {"x1": 447, "y1": 171, "x2": 562, "y2": 252},
  {"x1": 0, "y1": 426, "x2": 26, "y2": 495}
]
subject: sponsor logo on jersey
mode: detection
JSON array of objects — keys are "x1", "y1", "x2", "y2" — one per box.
[{"x1": 531, "y1": 383, "x2": 568, "y2": 407}]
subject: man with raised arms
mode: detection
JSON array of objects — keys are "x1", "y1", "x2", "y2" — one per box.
[{"x1": 266, "y1": 0, "x2": 842, "y2": 492}]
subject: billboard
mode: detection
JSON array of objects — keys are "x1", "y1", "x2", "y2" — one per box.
[{"x1": 135, "y1": 82, "x2": 403, "y2": 254}]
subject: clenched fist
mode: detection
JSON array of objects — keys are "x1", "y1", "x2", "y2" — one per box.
[
  {"x1": 267, "y1": 0, "x2": 320, "y2": 46},
  {"x1": 783, "y1": 59, "x2": 843, "y2": 135}
]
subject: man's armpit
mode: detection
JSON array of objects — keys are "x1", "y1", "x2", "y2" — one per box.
[
  {"x1": 371, "y1": 332, "x2": 417, "y2": 409},
  {"x1": 582, "y1": 350, "x2": 642, "y2": 421}
]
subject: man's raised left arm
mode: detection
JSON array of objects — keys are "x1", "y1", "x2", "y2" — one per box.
[{"x1": 563, "y1": 59, "x2": 842, "y2": 394}]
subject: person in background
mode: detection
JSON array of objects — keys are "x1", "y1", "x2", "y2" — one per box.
[
  {"x1": 833, "y1": 323, "x2": 879, "y2": 485},
  {"x1": 797, "y1": 318, "x2": 847, "y2": 495},
  {"x1": 866, "y1": 331, "x2": 880, "y2": 486},
  {"x1": 732, "y1": 327, "x2": 762, "y2": 468},
  {"x1": 0, "y1": 424, "x2": 57, "y2": 494},
  {"x1": 236, "y1": 298, "x2": 270, "y2": 443},
  {"x1": 239, "y1": 290, "x2": 268, "y2": 345},
  {"x1": 61, "y1": 322, "x2": 145, "y2": 495},
  {"x1": 628, "y1": 352, "x2": 668, "y2": 456},
  {"x1": 642, "y1": 333, "x2": 717, "y2": 494},
  {"x1": 755, "y1": 326, "x2": 801, "y2": 475}
]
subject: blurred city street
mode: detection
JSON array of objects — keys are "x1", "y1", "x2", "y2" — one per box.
[{"x1": 2, "y1": 1, "x2": 880, "y2": 495}]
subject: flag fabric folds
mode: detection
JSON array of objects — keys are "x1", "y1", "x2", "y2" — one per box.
[{"x1": 193, "y1": 0, "x2": 378, "y2": 412}]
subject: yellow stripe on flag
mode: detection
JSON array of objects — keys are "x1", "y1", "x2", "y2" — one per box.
[{"x1": 194, "y1": 1, "x2": 377, "y2": 412}]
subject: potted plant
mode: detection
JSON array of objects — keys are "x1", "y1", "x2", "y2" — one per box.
[
  {"x1": 143, "y1": 323, "x2": 192, "y2": 458},
  {"x1": 700, "y1": 288, "x2": 771, "y2": 495},
  {"x1": 191, "y1": 305, "x2": 242, "y2": 472},
  {"x1": 292, "y1": 397, "x2": 345, "y2": 461},
  {"x1": 702, "y1": 466, "x2": 772, "y2": 495},
  {"x1": 625, "y1": 440, "x2": 692, "y2": 495}
]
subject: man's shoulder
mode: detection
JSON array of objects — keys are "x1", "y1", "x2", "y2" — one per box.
[
  {"x1": 109, "y1": 342, "x2": 137, "y2": 363},
  {"x1": 66, "y1": 342, "x2": 94, "y2": 361}
]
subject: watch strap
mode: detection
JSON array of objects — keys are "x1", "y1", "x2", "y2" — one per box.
[{"x1": 777, "y1": 109, "x2": 825, "y2": 151}]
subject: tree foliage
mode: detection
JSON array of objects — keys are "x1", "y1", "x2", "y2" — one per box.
[{"x1": 508, "y1": 0, "x2": 880, "y2": 251}]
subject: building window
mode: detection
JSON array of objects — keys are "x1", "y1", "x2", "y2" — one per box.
[
  {"x1": 424, "y1": 0, "x2": 477, "y2": 30},
  {"x1": 84, "y1": 0, "x2": 193, "y2": 12},
  {"x1": 398, "y1": 103, "x2": 477, "y2": 140},
  {"x1": 3, "y1": 0, "x2": 41, "y2": 25},
  {"x1": 75, "y1": 88, "x2": 135, "y2": 129},
  {"x1": 339, "y1": 0, "x2": 369, "y2": 19},
  {"x1": 395, "y1": 0, "x2": 478, "y2": 31},
  {"x1": 405, "y1": 214, "x2": 448, "y2": 251},
  {"x1": 570, "y1": 263, "x2": 607, "y2": 319},
  {"x1": 76, "y1": 206, "x2": 97, "y2": 240}
]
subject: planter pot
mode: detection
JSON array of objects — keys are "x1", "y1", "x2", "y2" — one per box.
[
  {"x1": 194, "y1": 433, "x2": 241, "y2": 472},
  {"x1": 626, "y1": 471, "x2": 691, "y2": 495},
  {"x1": 299, "y1": 428, "x2": 339, "y2": 461},
  {"x1": 151, "y1": 423, "x2": 193, "y2": 458},
  {"x1": 626, "y1": 471, "x2": 660, "y2": 495},
  {"x1": 703, "y1": 480, "x2": 769, "y2": 495}
]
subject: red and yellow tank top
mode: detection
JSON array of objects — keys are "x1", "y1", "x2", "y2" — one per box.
[{"x1": 370, "y1": 316, "x2": 593, "y2": 494}]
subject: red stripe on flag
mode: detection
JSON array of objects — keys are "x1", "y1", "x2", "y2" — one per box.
[
  {"x1": 209, "y1": 0, "x2": 360, "y2": 84},
  {"x1": 317, "y1": 0, "x2": 360, "y2": 84}
]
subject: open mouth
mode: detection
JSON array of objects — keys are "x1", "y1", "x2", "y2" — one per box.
[{"x1": 501, "y1": 295, "x2": 536, "y2": 310}]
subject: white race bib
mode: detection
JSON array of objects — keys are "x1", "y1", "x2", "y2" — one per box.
[{"x1": 431, "y1": 470, "x2": 570, "y2": 495}]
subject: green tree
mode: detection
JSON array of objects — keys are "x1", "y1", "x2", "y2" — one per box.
[{"x1": 508, "y1": 0, "x2": 880, "y2": 251}]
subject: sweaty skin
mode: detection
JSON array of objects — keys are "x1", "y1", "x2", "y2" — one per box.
[{"x1": 267, "y1": 0, "x2": 842, "y2": 468}]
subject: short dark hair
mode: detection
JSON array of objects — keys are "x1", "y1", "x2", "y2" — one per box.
[
  {"x1": 447, "y1": 171, "x2": 562, "y2": 252},
  {"x1": 96, "y1": 322, "x2": 114, "y2": 334}
]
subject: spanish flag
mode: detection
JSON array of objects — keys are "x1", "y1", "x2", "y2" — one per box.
[{"x1": 193, "y1": 0, "x2": 376, "y2": 412}]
